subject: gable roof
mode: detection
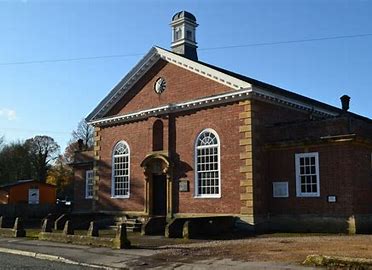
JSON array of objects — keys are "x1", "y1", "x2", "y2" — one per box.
[
  {"x1": 0, "y1": 180, "x2": 56, "y2": 190},
  {"x1": 87, "y1": 46, "x2": 371, "y2": 126},
  {"x1": 86, "y1": 46, "x2": 251, "y2": 122}
]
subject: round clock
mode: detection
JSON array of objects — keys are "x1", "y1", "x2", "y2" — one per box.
[{"x1": 154, "y1": 77, "x2": 167, "y2": 94}]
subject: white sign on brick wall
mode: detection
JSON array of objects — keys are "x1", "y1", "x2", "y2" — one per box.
[{"x1": 273, "y1": 182, "x2": 289, "y2": 198}]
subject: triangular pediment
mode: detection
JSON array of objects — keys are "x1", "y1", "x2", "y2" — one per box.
[{"x1": 86, "y1": 46, "x2": 251, "y2": 122}]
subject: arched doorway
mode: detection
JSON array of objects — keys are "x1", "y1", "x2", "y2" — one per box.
[{"x1": 141, "y1": 154, "x2": 172, "y2": 218}]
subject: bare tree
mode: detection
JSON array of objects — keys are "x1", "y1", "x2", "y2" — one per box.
[
  {"x1": 25, "y1": 135, "x2": 60, "y2": 183},
  {"x1": 72, "y1": 119, "x2": 94, "y2": 150},
  {"x1": 62, "y1": 140, "x2": 80, "y2": 164},
  {"x1": 0, "y1": 136, "x2": 4, "y2": 149}
]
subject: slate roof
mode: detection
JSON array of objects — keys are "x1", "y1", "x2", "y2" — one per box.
[
  {"x1": 195, "y1": 57, "x2": 372, "y2": 123},
  {"x1": 86, "y1": 46, "x2": 372, "y2": 124},
  {"x1": 0, "y1": 180, "x2": 56, "y2": 190}
]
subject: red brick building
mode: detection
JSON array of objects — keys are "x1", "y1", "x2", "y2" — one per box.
[
  {"x1": 73, "y1": 11, "x2": 372, "y2": 233},
  {"x1": 0, "y1": 180, "x2": 56, "y2": 205}
]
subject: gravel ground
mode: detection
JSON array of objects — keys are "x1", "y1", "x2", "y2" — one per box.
[{"x1": 152, "y1": 234, "x2": 372, "y2": 264}]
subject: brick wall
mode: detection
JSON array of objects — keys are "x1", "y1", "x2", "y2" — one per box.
[
  {"x1": 94, "y1": 59, "x2": 245, "y2": 215},
  {"x1": 87, "y1": 56, "x2": 372, "y2": 233},
  {"x1": 174, "y1": 103, "x2": 242, "y2": 215},
  {"x1": 97, "y1": 121, "x2": 149, "y2": 212},
  {"x1": 250, "y1": 100, "x2": 310, "y2": 219},
  {"x1": 73, "y1": 166, "x2": 93, "y2": 212},
  {"x1": 351, "y1": 145, "x2": 372, "y2": 214},
  {"x1": 96, "y1": 102, "x2": 243, "y2": 215},
  {"x1": 267, "y1": 144, "x2": 354, "y2": 215},
  {"x1": 106, "y1": 60, "x2": 232, "y2": 117}
]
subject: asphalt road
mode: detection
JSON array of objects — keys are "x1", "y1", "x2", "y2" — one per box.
[{"x1": 0, "y1": 252, "x2": 96, "y2": 270}]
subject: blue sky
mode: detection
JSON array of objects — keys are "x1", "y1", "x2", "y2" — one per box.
[{"x1": 1, "y1": 0, "x2": 371, "y2": 152}]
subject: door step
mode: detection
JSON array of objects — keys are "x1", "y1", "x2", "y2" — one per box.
[{"x1": 111, "y1": 217, "x2": 142, "y2": 232}]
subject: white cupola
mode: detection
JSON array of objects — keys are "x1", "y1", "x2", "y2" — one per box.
[{"x1": 170, "y1": 11, "x2": 198, "y2": 61}]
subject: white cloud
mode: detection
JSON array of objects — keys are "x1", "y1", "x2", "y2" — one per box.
[{"x1": 0, "y1": 108, "x2": 17, "y2": 121}]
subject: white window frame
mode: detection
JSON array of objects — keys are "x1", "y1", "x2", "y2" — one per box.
[
  {"x1": 194, "y1": 128, "x2": 221, "y2": 198},
  {"x1": 85, "y1": 170, "x2": 94, "y2": 199},
  {"x1": 295, "y1": 152, "x2": 320, "y2": 197},
  {"x1": 111, "y1": 141, "x2": 130, "y2": 199}
]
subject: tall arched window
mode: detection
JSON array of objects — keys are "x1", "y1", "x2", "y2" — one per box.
[
  {"x1": 112, "y1": 141, "x2": 130, "y2": 198},
  {"x1": 195, "y1": 129, "x2": 221, "y2": 198}
]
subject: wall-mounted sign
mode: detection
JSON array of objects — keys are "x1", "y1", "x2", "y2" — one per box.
[
  {"x1": 327, "y1": 195, "x2": 337, "y2": 203},
  {"x1": 179, "y1": 179, "x2": 189, "y2": 192},
  {"x1": 273, "y1": 181, "x2": 289, "y2": 198},
  {"x1": 28, "y1": 188, "x2": 39, "y2": 204}
]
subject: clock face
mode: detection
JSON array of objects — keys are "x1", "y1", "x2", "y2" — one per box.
[{"x1": 154, "y1": 77, "x2": 166, "y2": 94}]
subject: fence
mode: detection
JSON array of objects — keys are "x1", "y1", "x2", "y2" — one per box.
[{"x1": 0, "y1": 204, "x2": 56, "y2": 219}]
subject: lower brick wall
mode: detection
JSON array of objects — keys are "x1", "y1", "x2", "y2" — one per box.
[
  {"x1": 73, "y1": 167, "x2": 93, "y2": 212},
  {"x1": 267, "y1": 144, "x2": 355, "y2": 216},
  {"x1": 267, "y1": 214, "x2": 355, "y2": 234},
  {"x1": 267, "y1": 214, "x2": 372, "y2": 234}
]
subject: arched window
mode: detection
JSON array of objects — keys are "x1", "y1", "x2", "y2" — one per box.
[
  {"x1": 112, "y1": 141, "x2": 130, "y2": 198},
  {"x1": 195, "y1": 129, "x2": 221, "y2": 197},
  {"x1": 152, "y1": 120, "x2": 164, "y2": 151}
]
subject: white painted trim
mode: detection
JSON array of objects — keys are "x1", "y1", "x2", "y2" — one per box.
[
  {"x1": 111, "y1": 141, "x2": 130, "y2": 199},
  {"x1": 295, "y1": 152, "x2": 320, "y2": 197},
  {"x1": 253, "y1": 87, "x2": 339, "y2": 117},
  {"x1": 155, "y1": 47, "x2": 250, "y2": 90},
  {"x1": 85, "y1": 170, "x2": 94, "y2": 199},
  {"x1": 88, "y1": 86, "x2": 338, "y2": 127},
  {"x1": 87, "y1": 46, "x2": 252, "y2": 122},
  {"x1": 194, "y1": 128, "x2": 222, "y2": 199},
  {"x1": 87, "y1": 47, "x2": 161, "y2": 121},
  {"x1": 89, "y1": 88, "x2": 253, "y2": 126}
]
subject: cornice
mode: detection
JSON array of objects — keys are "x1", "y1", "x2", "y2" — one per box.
[
  {"x1": 89, "y1": 88, "x2": 253, "y2": 126},
  {"x1": 88, "y1": 87, "x2": 339, "y2": 127},
  {"x1": 252, "y1": 87, "x2": 339, "y2": 117}
]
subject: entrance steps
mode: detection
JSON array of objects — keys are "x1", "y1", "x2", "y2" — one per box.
[{"x1": 111, "y1": 216, "x2": 142, "y2": 232}]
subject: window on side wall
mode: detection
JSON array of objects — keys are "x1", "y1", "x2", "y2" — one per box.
[
  {"x1": 85, "y1": 170, "x2": 94, "y2": 199},
  {"x1": 295, "y1": 152, "x2": 320, "y2": 197},
  {"x1": 195, "y1": 129, "x2": 221, "y2": 198},
  {"x1": 112, "y1": 141, "x2": 130, "y2": 198}
]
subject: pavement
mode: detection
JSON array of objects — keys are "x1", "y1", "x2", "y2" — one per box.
[
  {"x1": 0, "y1": 237, "x2": 316, "y2": 269},
  {"x1": 0, "y1": 252, "x2": 95, "y2": 270}
]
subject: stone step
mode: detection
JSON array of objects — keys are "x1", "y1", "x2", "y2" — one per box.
[
  {"x1": 110, "y1": 217, "x2": 142, "y2": 232},
  {"x1": 123, "y1": 219, "x2": 140, "y2": 225}
]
